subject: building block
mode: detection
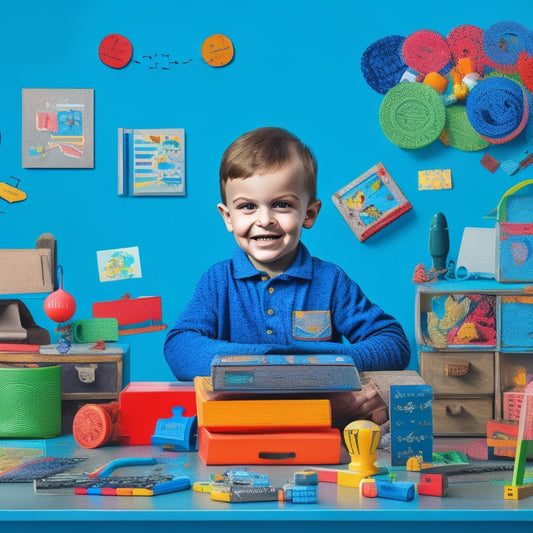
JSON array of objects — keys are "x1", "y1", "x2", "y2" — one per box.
[{"x1": 119, "y1": 382, "x2": 196, "y2": 445}]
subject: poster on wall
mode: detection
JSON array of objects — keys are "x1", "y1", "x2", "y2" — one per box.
[{"x1": 21, "y1": 88, "x2": 94, "y2": 169}]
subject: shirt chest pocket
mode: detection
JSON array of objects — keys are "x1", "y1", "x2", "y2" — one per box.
[{"x1": 292, "y1": 310, "x2": 332, "y2": 341}]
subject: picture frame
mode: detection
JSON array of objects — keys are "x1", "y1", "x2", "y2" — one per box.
[
  {"x1": 332, "y1": 162, "x2": 412, "y2": 242},
  {"x1": 22, "y1": 88, "x2": 94, "y2": 169}
]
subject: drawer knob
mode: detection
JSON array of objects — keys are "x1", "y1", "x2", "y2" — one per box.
[
  {"x1": 445, "y1": 404, "x2": 465, "y2": 417},
  {"x1": 75, "y1": 363, "x2": 98, "y2": 383},
  {"x1": 445, "y1": 362, "x2": 470, "y2": 376}
]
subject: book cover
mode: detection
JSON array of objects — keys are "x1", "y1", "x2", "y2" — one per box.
[
  {"x1": 211, "y1": 354, "x2": 361, "y2": 392},
  {"x1": 198, "y1": 426, "x2": 341, "y2": 465},
  {"x1": 194, "y1": 376, "x2": 332, "y2": 432},
  {"x1": 332, "y1": 162, "x2": 412, "y2": 242},
  {"x1": 118, "y1": 128, "x2": 185, "y2": 197}
]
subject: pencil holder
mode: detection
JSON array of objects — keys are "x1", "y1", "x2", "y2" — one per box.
[{"x1": 0, "y1": 365, "x2": 62, "y2": 438}]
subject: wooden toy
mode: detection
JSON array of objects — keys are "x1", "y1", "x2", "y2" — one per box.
[{"x1": 417, "y1": 473, "x2": 448, "y2": 496}]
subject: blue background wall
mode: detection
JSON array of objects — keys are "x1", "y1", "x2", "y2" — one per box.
[{"x1": 2, "y1": 0, "x2": 532, "y2": 381}]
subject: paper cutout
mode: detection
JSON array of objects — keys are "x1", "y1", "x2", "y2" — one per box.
[
  {"x1": 96, "y1": 246, "x2": 142, "y2": 282},
  {"x1": 418, "y1": 169, "x2": 452, "y2": 190},
  {"x1": 99, "y1": 34, "x2": 133, "y2": 69},
  {"x1": 201, "y1": 34, "x2": 234, "y2": 67}
]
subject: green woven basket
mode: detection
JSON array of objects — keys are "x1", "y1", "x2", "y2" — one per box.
[{"x1": 0, "y1": 365, "x2": 62, "y2": 438}]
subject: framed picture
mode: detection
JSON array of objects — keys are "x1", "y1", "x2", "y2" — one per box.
[
  {"x1": 332, "y1": 162, "x2": 412, "y2": 242},
  {"x1": 22, "y1": 88, "x2": 94, "y2": 168},
  {"x1": 118, "y1": 128, "x2": 186, "y2": 197}
]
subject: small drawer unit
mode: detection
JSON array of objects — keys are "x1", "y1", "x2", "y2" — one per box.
[
  {"x1": 419, "y1": 351, "x2": 494, "y2": 436},
  {"x1": 415, "y1": 281, "x2": 533, "y2": 437},
  {"x1": 0, "y1": 353, "x2": 123, "y2": 400}
]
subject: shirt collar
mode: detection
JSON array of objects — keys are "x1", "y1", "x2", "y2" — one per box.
[{"x1": 232, "y1": 243, "x2": 313, "y2": 280}]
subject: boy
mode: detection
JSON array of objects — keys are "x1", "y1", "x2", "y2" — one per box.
[{"x1": 164, "y1": 127, "x2": 410, "y2": 381}]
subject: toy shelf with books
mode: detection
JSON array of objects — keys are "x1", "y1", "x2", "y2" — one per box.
[{"x1": 415, "y1": 279, "x2": 533, "y2": 436}]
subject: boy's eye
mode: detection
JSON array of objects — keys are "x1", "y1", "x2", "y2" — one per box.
[
  {"x1": 274, "y1": 201, "x2": 291, "y2": 209},
  {"x1": 238, "y1": 202, "x2": 257, "y2": 211}
]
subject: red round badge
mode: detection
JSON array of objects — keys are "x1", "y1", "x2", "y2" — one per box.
[{"x1": 99, "y1": 34, "x2": 133, "y2": 69}]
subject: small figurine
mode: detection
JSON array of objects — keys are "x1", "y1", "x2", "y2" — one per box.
[{"x1": 428, "y1": 212, "x2": 450, "y2": 275}]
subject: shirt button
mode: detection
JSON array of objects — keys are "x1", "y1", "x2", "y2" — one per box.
[
  {"x1": 267, "y1": 309, "x2": 274, "y2": 315},
  {"x1": 268, "y1": 287, "x2": 275, "y2": 294},
  {"x1": 261, "y1": 276, "x2": 269, "y2": 281},
  {"x1": 266, "y1": 329, "x2": 273, "y2": 335}
]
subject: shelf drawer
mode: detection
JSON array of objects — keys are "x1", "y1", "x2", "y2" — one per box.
[
  {"x1": 432, "y1": 397, "x2": 493, "y2": 436},
  {"x1": 419, "y1": 352, "x2": 494, "y2": 395},
  {"x1": 0, "y1": 353, "x2": 122, "y2": 400},
  {"x1": 500, "y1": 296, "x2": 533, "y2": 349}
]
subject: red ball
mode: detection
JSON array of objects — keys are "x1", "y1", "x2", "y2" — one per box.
[{"x1": 44, "y1": 288, "x2": 77, "y2": 323}]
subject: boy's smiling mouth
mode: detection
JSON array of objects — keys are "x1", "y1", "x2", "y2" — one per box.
[{"x1": 252, "y1": 235, "x2": 281, "y2": 241}]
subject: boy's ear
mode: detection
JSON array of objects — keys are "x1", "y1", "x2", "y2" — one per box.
[
  {"x1": 303, "y1": 199, "x2": 322, "y2": 229},
  {"x1": 217, "y1": 203, "x2": 233, "y2": 232}
]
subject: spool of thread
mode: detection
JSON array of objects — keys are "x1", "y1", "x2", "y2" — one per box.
[
  {"x1": 463, "y1": 72, "x2": 481, "y2": 90},
  {"x1": 73, "y1": 402, "x2": 121, "y2": 449},
  {"x1": 423, "y1": 72, "x2": 449, "y2": 94}
]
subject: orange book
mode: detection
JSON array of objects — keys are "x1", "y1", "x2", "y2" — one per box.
[
  {"x1": 198, "y1": 426, "x2": 341, "y2": 465},
  {"x1": 194, "y1": 376, "x2": 332, "y2": 432}
]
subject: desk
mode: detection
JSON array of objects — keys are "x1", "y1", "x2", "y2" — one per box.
[{"x1": 0, "y1": 435, "x2": 531, "y2": 531}]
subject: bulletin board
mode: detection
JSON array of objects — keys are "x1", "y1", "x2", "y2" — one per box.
[{"x1": 2, "y1": 0, "x2": 533, "y2": 381}]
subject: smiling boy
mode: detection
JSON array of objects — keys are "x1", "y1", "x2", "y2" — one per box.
[{"x1": 164, "y1": 127, "x2": 410, "y2": 381}]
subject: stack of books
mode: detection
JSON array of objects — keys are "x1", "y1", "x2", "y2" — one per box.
[{"x1": 195, "y1": 354, "x2": 361, "y2": 465}]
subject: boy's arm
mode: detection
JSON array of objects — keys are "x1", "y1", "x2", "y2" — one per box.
[
  {"x1": 326, "y1": 271, "x2": 411, "y2": 371},
  {"x1": 164, "y1": 328, "x2": 278, "y2": 381}
]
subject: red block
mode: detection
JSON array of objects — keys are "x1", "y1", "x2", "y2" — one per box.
[{"x1": 119, "y1": 382, "x2": 196, "y2": 445}]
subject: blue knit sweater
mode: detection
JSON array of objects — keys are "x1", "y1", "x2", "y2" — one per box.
[{"x1": 164, "y1": 243, "x2": 410, "y2": 381}]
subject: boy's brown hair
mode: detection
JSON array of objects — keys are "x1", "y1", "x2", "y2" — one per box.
[{"x1": 219, "y1": 127, "x2": 317, "y2": 205}]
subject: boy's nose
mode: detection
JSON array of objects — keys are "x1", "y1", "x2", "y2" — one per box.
[{"x1": 256, "y1": 208, "x2": 275, "y2": 227}]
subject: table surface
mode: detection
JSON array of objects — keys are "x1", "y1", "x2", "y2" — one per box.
[{"x1": 0, "y1": 435, "x2": 532, "y2": 523}]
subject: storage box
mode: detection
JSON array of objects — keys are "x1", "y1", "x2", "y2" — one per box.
[
  {"x1": 119, "y1": 381, "x2": 196, "y2": 445},
  {"x1": 495, "y1": 180, "x2": 533, "y2": 282}
]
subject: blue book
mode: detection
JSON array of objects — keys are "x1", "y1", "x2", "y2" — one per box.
[{"x1": 210, "y1": 354, "x2": 361, "y2": 392}]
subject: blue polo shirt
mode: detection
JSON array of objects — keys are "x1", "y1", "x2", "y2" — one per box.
[{"x1": 164, "y1": 243, "x2": 410, "y2": 380}]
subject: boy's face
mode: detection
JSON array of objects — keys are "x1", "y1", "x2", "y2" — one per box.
[{"x1": 217, "y1": 158, "x2": 321, "y2": 278}]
